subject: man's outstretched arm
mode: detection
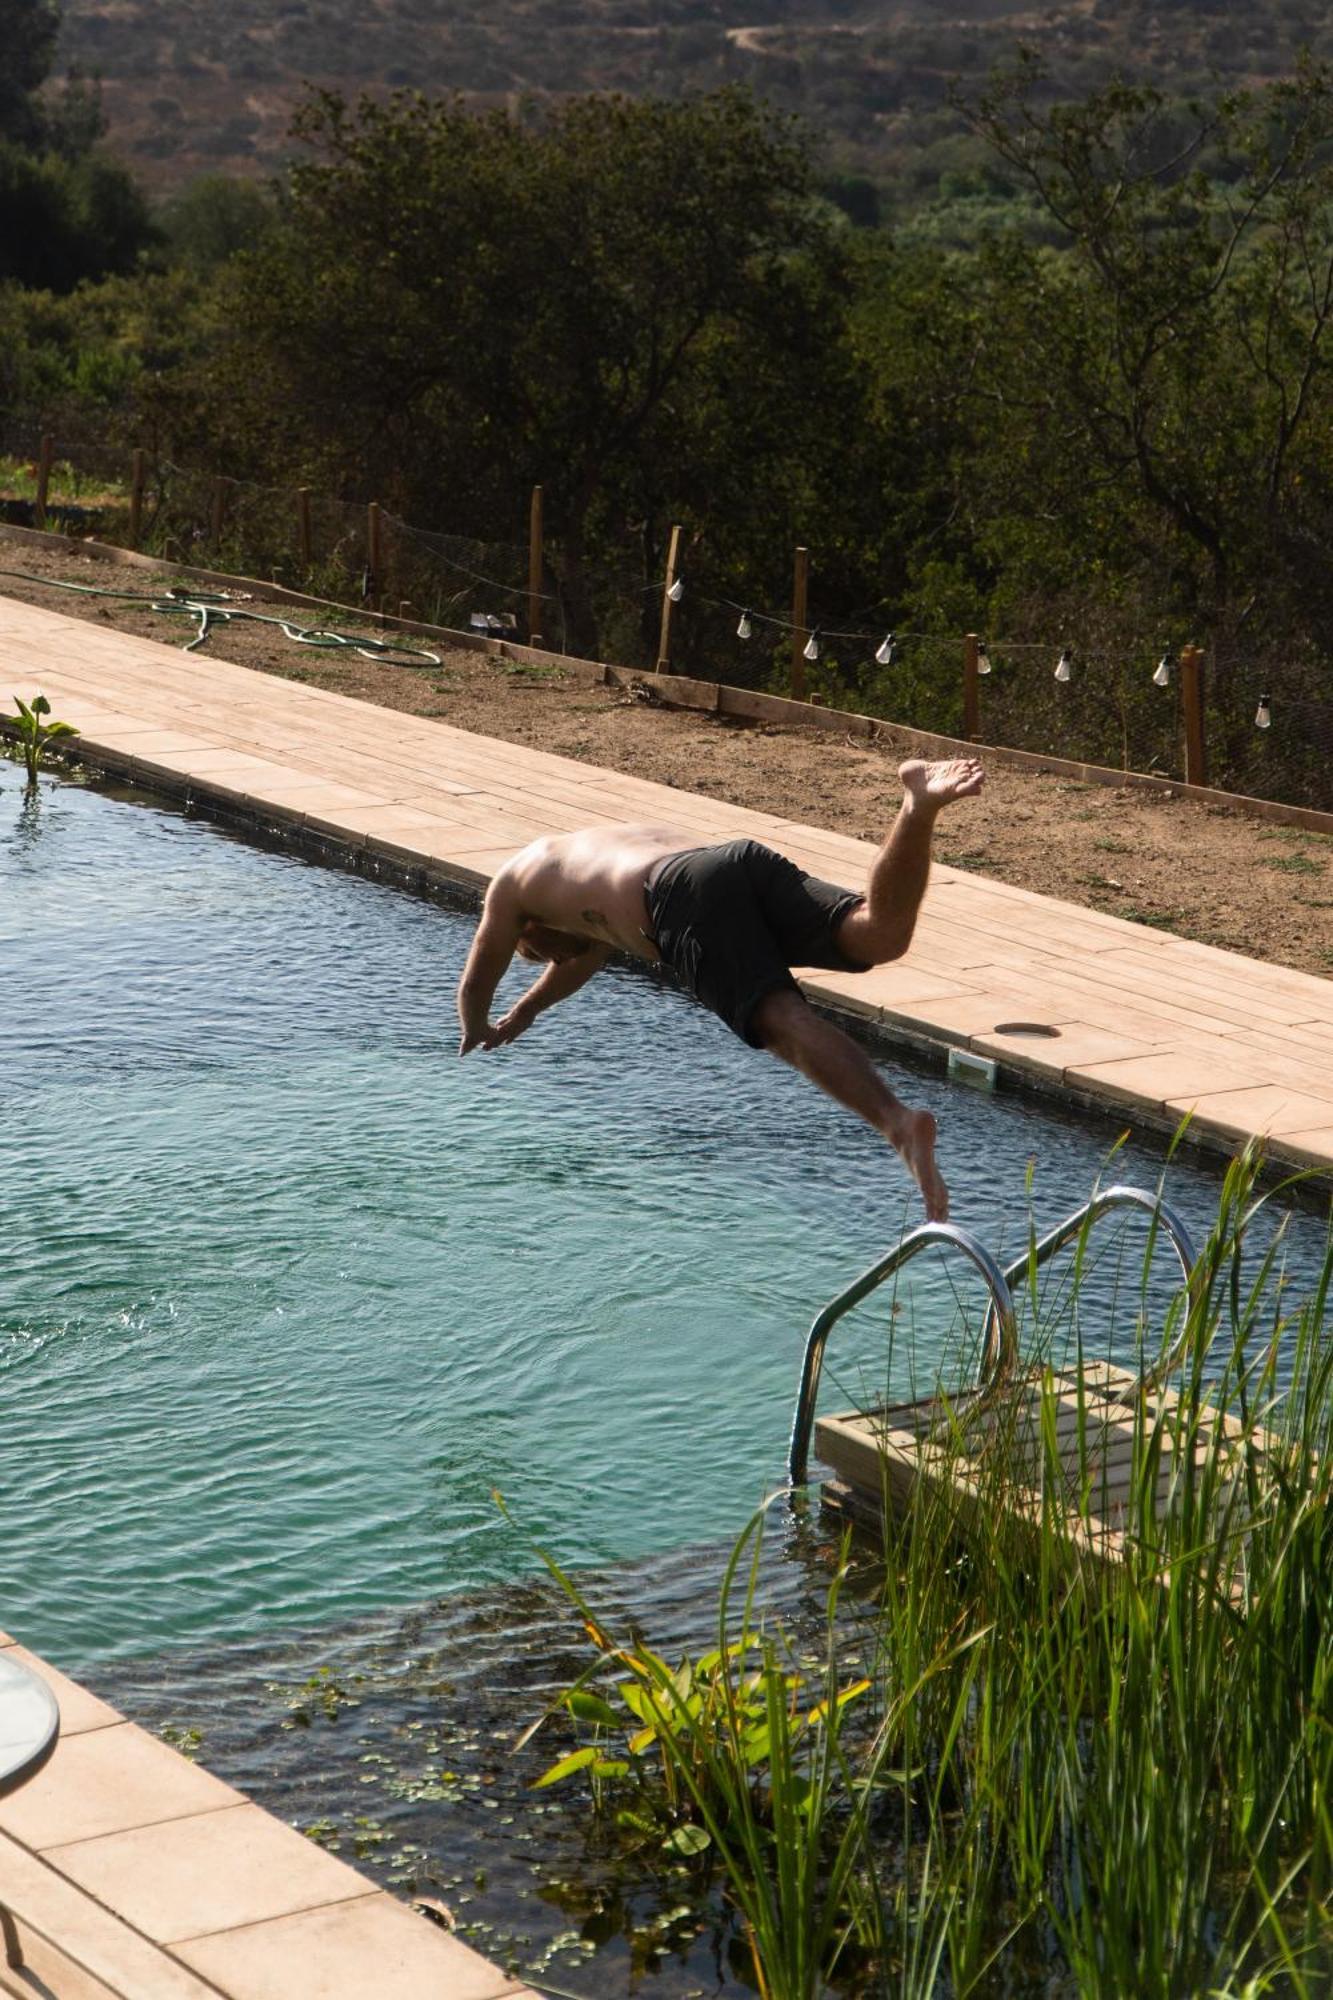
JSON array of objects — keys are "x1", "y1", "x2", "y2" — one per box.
[
  {"x1": 457, "y1": 879, "x2": 523, "y2": 1053},
  {"x1": 494, "y1": 946, "x2": 611, "y2": 1044}
]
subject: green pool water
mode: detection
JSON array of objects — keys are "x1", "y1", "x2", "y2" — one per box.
[{"x1": 3, "y1": 757, "x2": 1327, "y2": 1669}]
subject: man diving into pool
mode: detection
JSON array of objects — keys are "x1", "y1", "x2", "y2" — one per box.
[{"x1": 456, "y1": 757, "x2": 984, "y2": 1221}]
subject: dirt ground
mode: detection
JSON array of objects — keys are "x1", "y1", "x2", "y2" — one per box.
[{"x1": 4, "y1": 540, "x2": 1333, "y2": 980}]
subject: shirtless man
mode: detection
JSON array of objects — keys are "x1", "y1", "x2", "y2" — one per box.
[{"x1": 456, "y1": 757, "x2": 984, "y2": 1220}]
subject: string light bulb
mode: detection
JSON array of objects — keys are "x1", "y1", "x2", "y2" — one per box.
[
  {"x1": 1054, "y1": 647, "x2": 1073, "y2": 683},
  {"x1": 667, "y1": 576, "x2": 684, "y2": 603},
  {"x1": 1255, "y1": 693, "x2": 1272, "y2": 730},
  {"x1": 977, "y1": 643, "x2": 992, "y2": 676},
  {"x1": 803, "y1": 628, "x2": 822, "y2": 663},
  {"x1": 1152, "y1": 648, "x2": 1174, "y2": 688},
  {"x1": 875, "y1": 631, "x2": 898, "y2": 667},
  {"x1": 736, "y1": 609, "x2": 752, "y2": 640}
]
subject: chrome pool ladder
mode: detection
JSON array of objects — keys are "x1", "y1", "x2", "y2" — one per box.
[{"x1": 788, "y1": 1186, "x2": 1199, "y2": 1485}]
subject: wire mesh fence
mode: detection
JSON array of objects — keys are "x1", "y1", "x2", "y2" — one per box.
[{"x1": 2, "y1": 430, "x2": 1328, "y2": 814}]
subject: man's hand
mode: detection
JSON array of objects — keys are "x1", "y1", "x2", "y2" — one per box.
[
  {"x1": 459, "y1": 1009, "x2": 530, "y2": 1056},
  {"x1": 458, "y1": 1024, "x2": 502, "y2": 1057}
]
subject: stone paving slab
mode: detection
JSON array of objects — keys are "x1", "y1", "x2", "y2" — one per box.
[
  {"x1": 0, "y1": 1631, "x2": 539, "y2": 2000},
  {"x1": 3, "y1": 592, "x2": 1331, "y2": 1184}
]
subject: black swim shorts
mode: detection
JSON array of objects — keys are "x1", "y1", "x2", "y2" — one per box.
[{"x1": 644, "y1": 839, "x2": 868, "y2": 1046}]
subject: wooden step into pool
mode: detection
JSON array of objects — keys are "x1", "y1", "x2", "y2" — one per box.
[{"x1": 815, "y1": 1358, "x2": 1269, "y2": 1581}]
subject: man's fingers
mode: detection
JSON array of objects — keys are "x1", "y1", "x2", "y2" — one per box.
[{"x1": 459, "y1": 1028, "x2": 500, "y2": 1055}]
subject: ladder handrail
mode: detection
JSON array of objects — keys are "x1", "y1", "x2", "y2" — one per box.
[
  {"x1": 788, "y1": 1223, "x2": 1017, "y2": 1486},
  {"x1": 788, "y1": 1186, "x2": 1199, "y2": 1489},
  {"x1": 979, "y1": 1184, "x2": 1198, "y2": 1383}
]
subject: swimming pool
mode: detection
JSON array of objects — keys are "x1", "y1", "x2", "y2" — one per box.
[{"x1": 3, "y1": 756, "x2": 1329, "y2": 1669}]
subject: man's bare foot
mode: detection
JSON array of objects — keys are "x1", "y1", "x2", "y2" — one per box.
[
  {"x1": 893, "y1": 1106, "x2": 949, "y2": 1222},
  {"x1": 899, "y1": 756, "x2": 985, "y2": 812}
]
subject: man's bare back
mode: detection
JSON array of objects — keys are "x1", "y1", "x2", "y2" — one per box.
[
  {"x1": 489, "y1": 824, "x2": 690, "y2": 962},
  {"x1": 455, "y1": 758, "x2": 984, "y2": 1219}
]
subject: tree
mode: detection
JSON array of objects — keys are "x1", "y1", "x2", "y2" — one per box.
[
  {"x1": 0, "y1": 0, "x2": 60, "y2": 147},
  {"x1": 194, "y1": 88, "x2": 863, "y2": 658},
  {"x1": 963, "y1": 60, "x2": 1333, "y2": 627},
  {"x1": 0, "y1": 0, "x2": 154, "y2": 291},
  {"x1": 0, "y1": 142, "x2": 153, "y2": 288}
]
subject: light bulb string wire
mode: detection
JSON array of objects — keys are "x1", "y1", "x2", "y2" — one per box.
[
  {"x1": 653, "y1": 577, "x2": 1295, "y2": 723},
  {"x1": 650, "y1": 577, "x2": 1210, "y2": 666}
]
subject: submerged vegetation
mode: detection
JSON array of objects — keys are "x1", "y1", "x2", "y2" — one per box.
[{"x1": 526, "y1": 1150, "x2": 1333, "y2": 1996}]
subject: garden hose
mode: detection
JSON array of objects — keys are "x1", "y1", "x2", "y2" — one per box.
[{"x1": 0, "y1": 569, "x2": 443, "y2": 668}]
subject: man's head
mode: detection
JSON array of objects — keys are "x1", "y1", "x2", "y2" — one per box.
[{"x1": 516, "y1": 920, "x2": 591, "y2": 966}]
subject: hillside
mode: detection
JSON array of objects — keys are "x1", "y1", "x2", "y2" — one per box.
[{"x1": 55, "y1": 0, "x2": 1333, "y2": 200}]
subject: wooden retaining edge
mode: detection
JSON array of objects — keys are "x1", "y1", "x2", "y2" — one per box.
[{"x1": 3, "y1": 522, "x2": 1330, "y2": 839}]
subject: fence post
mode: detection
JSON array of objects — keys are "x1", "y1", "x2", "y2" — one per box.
[
  {"x1": 34, "y1": 434, "x2": 53, "y2": 531},
  {"x1": 1181, "y1": 642, "x2": 1208, "y2": 788},
  {"x1": 791, "y1": 545, "x2": 809, "y2": 702},
  {"x1": 528, "y1": 485, "x2": 545, "y2": 649},
  {"x1": 297, "y1": 486, "x2": 312, "y2": 569},
  {"x1": 128, "y1": 448, "x2": 146, "y2": 548},
  {"x1": 367, "y1": 501, "x2": 383, "y2": 610},
  {"x1": 656, "y1": 522, "x2": 683, "y2": 674},
  {"x1": 210, "y1": 475, "x2": 228, "y2": 549},
  {"x1": 962, "y1": 631, "x2": 980, "y2": 739}
]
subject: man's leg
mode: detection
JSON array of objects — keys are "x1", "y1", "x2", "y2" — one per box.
[
  {"x1": 837, "y1": 758, "x2": 984, "y2": 967},
  {"x1": 752, "y1": 987, "x2": 948, "y2": 1220}
]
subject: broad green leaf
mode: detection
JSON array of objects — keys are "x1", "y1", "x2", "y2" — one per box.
[
  {"x1": 662, "y1": 1823, "x2": 711, "y2": 1857},
  {"x1": 618, "y1": 1683, "x2": 653, "y2": 1724},
  {"x1": 565, "y1": 1691, "x2": 619, "y2": 1729},
  {"x1": 531, "y1": 1745, "x2": 598, "y2": 1789}
]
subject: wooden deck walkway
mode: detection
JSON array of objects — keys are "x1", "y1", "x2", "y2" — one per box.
[{"x1": 4, "y1": 590, "x2": 1331, "y2": 1176}]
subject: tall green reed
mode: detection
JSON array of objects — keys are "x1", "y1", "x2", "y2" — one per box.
[{"x1": 520, "y1": 1149, "x2": 1333, "y2": 1997}]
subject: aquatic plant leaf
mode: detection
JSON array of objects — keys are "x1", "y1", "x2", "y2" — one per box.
[
  {"x1": 532, "y1": 1745, "x2": 599, "y2": 1789},
  {"x1": 663, "y1": 1822, "x2": 712, "y2": 1857},
  {"x1": 618, "y1": 1683, "x2": 655, "y2": 1725},
  {"x1": 565, "y1": 1691, "x2": 619, "y2": 1729}
]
